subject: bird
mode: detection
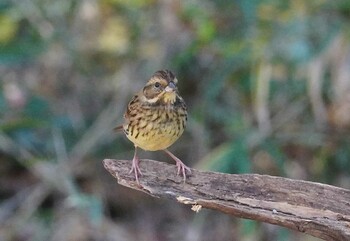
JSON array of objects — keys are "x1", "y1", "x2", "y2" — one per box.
[{"x1": 115, "y1": 69, "x2": 191, "y2": 184}]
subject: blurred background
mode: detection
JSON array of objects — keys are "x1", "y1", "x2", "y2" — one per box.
[{"x1": 0, "y1": 0, "x2": 350, "y2": 240}]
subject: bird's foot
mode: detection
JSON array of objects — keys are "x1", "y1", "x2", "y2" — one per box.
[
  {"x1": 164, "y1": 149, "x2": 191, "y2": 182},
  {"x1": 129, "y1": 156, "x2": 142, "y2": 184},
  {"x1": 175, "y1": 160, "x2": 192, "y2": 182}
]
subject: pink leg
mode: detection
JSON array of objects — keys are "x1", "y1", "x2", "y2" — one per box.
[
  {"x1": 164, "y1": 149, "x2": 191, "y2": 182},
  {"x1": 129, "y1": 146, "x2": 142, "y2": 184}
]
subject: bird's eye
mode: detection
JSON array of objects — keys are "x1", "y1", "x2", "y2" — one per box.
[{"x1": 154, "y1": 82, "x2": 160, "y2": 88}]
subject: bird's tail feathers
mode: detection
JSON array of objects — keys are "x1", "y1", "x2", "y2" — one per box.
[{"x1": 114, "y1": 125, "x2": 124, "y2": 132}]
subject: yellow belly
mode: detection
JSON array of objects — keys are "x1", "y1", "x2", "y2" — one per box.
[
  {"x1": 125, "y1": 121, "x2": 184, "y2": 151},
  {"x1": 123, "y1": 97, "x2": 187, "y2": 151}
]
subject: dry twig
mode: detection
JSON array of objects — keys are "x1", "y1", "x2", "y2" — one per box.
[{"x1": 103, "y1": 159, "x2": 350, "y2": 241}]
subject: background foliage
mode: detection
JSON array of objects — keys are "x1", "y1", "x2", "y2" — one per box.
[{"x1": 1, "y1": 0, "x2": 350, "y2": 240}]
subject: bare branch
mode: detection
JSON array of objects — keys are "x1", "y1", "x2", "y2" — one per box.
[{"x1": 103, "y1": 159, "x2": 350, "y2": 241}]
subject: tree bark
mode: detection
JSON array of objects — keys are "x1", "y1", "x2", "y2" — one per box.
[{"x1": 102, "y1": 159, "x2": 350, "y2": 241}]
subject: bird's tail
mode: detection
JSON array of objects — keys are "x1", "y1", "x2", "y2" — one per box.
[{"x1": 113, "y1": 125, "x2": 124, "y2": 132}]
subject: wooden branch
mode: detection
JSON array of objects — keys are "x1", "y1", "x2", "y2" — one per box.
[{"x1": 103, "y1": 159, "x2": 350, "y2": 241}]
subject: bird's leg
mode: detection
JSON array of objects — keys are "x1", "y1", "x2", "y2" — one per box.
[
  {"x1": 129, "y1": 146, "x2": 142, "y2": 184},
  {"x1": 164, "y1": 149, "x2": 191, "y2": 182}
]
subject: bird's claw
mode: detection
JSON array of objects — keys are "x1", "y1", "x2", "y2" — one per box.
[
  {"x1": 175, "y1": 160, "x2": 191, "y2": 182},
  {"x1": 129, "y1": 157, "x2": 142, "y2": 184}
]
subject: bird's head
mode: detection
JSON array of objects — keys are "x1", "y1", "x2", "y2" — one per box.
[{"x1": 142, "y1": 70, "x2": 179, "y2": 104}]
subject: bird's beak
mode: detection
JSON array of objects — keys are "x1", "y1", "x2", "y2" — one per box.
[{"x1": 165, "y1": 81, "x2": 176, "y2": 92}]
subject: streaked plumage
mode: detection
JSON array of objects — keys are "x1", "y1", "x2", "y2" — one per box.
[{"x1": 116, "y1": 70, "x2": 191, "y2": 183}]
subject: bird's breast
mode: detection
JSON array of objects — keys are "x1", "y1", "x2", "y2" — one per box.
[{"x1": 124, "y1": 104, "x2": 187, "y2": 151}]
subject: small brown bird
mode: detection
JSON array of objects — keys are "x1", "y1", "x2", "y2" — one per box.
[{"x1": 116, "y1": 70, "x2": 191, "y2": 183}]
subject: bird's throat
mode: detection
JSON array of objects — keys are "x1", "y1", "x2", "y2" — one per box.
[{"x1": 162, "y1": 92, "x2": 177, "y2": 104}]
